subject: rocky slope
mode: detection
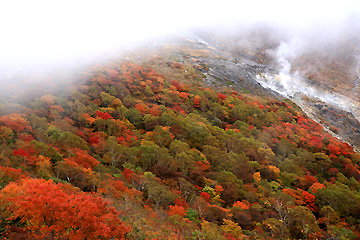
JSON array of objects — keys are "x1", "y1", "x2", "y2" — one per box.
[{"x1": 164, "y1": 30, "x2": 360, "y2": 151}]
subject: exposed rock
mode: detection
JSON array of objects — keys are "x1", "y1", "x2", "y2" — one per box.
[{"x1": 174, "y1": 33, "x2": 360, "y2": 151}]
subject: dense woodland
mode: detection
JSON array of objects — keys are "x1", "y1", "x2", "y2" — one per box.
[{"x1": 0, "y1": 52, "x2": 360, "y2": 240}]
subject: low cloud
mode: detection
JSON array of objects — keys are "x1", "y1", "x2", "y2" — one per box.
[{"x1": 0, "y1": 0, "x2": 359, "y2": 88}]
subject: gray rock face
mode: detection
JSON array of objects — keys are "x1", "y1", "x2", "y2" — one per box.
[{"x1": 177, "y1": 32, "x2": 360, "y2": 151}]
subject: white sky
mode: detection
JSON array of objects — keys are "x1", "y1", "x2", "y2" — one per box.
[{"x1": 0, "y1": 0, "x2": 359, "y2": 65}]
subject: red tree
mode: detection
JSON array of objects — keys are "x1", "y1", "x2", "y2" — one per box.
[
  {"x1": 68, "y1": 148, "x2": 99, "y2": 169},
  {"x1": 0, "y1": 178, "x2": 131, "y2": 239},
  {"x1": 95, "y1": 111, "x2": 112, "y2": 120}
]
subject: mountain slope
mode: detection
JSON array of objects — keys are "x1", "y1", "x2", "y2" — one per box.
[
  {"x1": 0, "y1": 42, "x2": 360, "y2": 239},
  {"x1": 182, "y1": 29, "x2": 360, "y2": 151}
]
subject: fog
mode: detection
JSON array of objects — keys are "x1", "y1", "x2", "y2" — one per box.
[{"x1": 0, "y1": 0, "x2": 359, "y2": 84}]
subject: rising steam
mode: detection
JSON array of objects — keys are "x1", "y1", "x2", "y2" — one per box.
[{"x1": 256, "y1": 36, "x2": 360, "y2": 123}]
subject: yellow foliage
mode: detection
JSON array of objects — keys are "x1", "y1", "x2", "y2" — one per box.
[
  {"x1": 110, "y1": 98, "x2": 123, "y2": 108},
  {"x1": 268, "y1": 165, "x2": 280, "y2": 175},
  {"x1": 221, "y1": 219, "x2": 244, "y2": 238},
  {"x1": 253, "y1": 172, "x2": 261, "y2": 182}
]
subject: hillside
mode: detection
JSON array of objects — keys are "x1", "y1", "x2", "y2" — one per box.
[
  {"x1": 0, "y1": 43, "x2": 360, "y2": 239},
  {"x1": 187, "y1": 28, "x2": 360, "y2": 151}
]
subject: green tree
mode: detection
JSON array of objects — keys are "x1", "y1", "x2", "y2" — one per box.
[
  {"x1": 100, "y1": 92, "x2": 115, "y2": 107},
  {"x1": 103, "y1": 137, "x2": 127, "y2": 167},
  {"x1": 145, "y1": 174, "x2": 176, "y2": 211},
  {"x1": 57, "y1": 131, "x2": 89, "y2": 151}
]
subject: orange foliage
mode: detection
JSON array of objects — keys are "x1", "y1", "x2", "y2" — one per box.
[
  {"x1": 0, "y1": 113, "x2": 32, "y2": 132},
  {"x1": 194, "y1": 96, "x2": 200, "y2": 108},
  {"x1": 218, "y1": 93, "x2": 227, "y2": 101},
  {"x1": 68, "y1": 148, "x2": 99, "y2": 169},
  {"x1": 135, "y1": 103, "x2": 149, "y2": 114},
  {"x1": 174, "y1": 198, "x2": 189, "y2": 211},
  {"x1": 149, "y1": 105, "x2": 161, "y2": 116},
  {"x1": 233, "y1": 200, "x2": 250, "y2": 209},
  {"x1": 196, "y1": 160, "x2": 211, "y2": 172},
  {"x1": 253, "y1": 172, "x2": 261, "y2": 182},
  {"x1": 179, "y1": 92, "x2": 189, "y2": 100},
  {"x1": 82, "y1": 113, "x2": 96, "y2": 124},
  {"x1": 18, "y1": 133, "x2": 34, "y2": 142},
  {"x1": 0, "y1": 178, "x2": 131, "y2": 239},
  {"x1": 167, "y1": 204, "x2": 187, "y2": 217},
  {"x1": 0, "y1": 166, "x2": 27, "y2": 182}
]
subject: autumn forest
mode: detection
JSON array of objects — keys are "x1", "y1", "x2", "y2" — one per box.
[{"x1": 0, "y1": 50, "x2": 360, "y2": 240}]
